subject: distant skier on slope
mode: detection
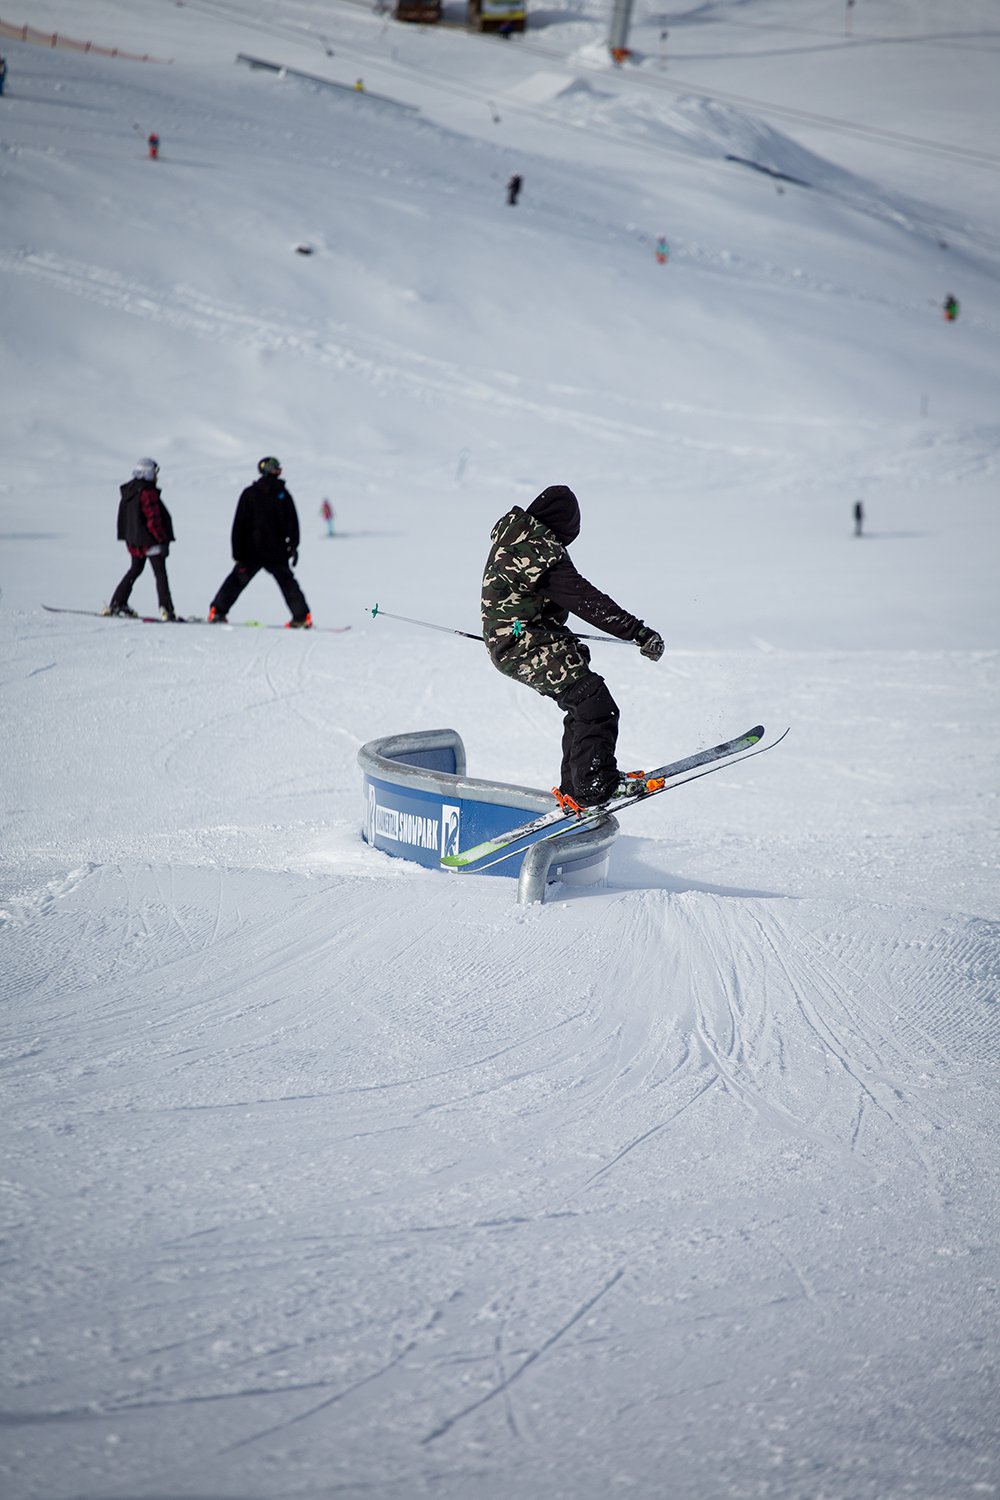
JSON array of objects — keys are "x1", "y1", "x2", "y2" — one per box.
[
  {"x1": 208, "y1": 457, "x2": 312, "y2": 627},
  {"x1": 104, "y1": 458, "x2": 178, "y2": 620},
  {"x1": 480, "y1": 484, "x2": 664, "y2": 809}
]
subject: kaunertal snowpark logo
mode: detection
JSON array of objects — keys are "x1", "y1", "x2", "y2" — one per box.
[{"x1": 365, "y1": 784, "x2": 460, "y2": 863}]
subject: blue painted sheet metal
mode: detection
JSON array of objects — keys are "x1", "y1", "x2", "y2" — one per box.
[{"x1": 362, "y1": 774, "x2": 554, "y2": 878}]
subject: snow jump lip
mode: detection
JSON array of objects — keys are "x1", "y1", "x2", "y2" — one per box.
[{"x1": 357, "y1": 728, "x2": 618, "y2": 905}]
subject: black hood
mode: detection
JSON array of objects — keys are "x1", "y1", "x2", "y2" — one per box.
[{"x1": 526, "y1": 485, "x2": 580, "y2": 545}]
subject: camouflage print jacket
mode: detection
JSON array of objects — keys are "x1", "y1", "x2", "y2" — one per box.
[{"x1": 481, "y1": 506, "x2": 643, "y2": 695}]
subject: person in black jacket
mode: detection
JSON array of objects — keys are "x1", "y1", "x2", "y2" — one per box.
[
  {"x1": 480, "y1": 484, "x2": 664, "y2": 807},
  {"x1": 105, "y1": 458, "x2": 178, "y2": 620},
  {"x1": 208, "y1": 458, "x2": 311, "y2": 626}
]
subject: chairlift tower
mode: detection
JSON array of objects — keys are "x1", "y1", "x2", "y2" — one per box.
[{"x1": 608, "y1": 0, "x2": 636, "y2": 56}]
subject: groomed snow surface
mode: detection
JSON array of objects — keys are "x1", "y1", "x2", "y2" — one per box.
[{"x1": 2, "y1": 1, "x2": 999, "y2": 1496}]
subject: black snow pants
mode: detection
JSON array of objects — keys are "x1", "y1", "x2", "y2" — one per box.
[
  {"x1": 554, "y1": 669, "x2": 620, "y2": 802},
  {"x1": 111, "y1": 552, "x2": 174, "y2": 615},
  {"x1": 211, "y1": 561, "x2": 309, "y2": 622}
]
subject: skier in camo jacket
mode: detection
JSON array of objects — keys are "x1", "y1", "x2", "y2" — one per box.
[{"x1": 480, "y1": 484, "x2": 664, "y2": 807}]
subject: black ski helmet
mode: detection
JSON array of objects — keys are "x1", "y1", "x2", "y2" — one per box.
[{"x1": 258, "y1": 456, "x2": 282, "y2": 476}]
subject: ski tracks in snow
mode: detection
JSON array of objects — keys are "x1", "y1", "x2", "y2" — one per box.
[
  {"x1": 559, "y1": 888, "x2": 999, "y2": 1207},
  {"x1": 5, "y1": 858, "x2": 995, "y2": 1206},
  {"x1": 0, "y1": 248, "x2": 661, "y2": 443},
  {"x1": 4, "y1": 862, "x2": 998, "y2": 1484},
  {"x1": 6, "y1": 245, "x2": 969, "y2": 455}
]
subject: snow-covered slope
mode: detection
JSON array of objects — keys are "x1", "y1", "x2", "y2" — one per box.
[{"x1": 1, "y1": 2, "x2": 998, "y2": 1496}]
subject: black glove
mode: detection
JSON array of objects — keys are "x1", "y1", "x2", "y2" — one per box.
[
  {"x1": 635, "y1": 624, "x2": 664, "y2": 662},
  {"x1": 288, "y1": 548, "x2": 299, "y2": 568}
]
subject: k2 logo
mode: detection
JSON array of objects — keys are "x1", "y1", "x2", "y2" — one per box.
[{"x1": 440, "y1": 804, "x2": 461, "y2": 859}]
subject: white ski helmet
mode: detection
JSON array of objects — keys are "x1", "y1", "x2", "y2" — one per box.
[{"x1": 133, "y1": 458, "x2": 159, "y2": 481}]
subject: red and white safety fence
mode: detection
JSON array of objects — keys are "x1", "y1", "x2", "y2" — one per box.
[{"x1": 0, "y1": 17, "x2": 170, "y2": 62}]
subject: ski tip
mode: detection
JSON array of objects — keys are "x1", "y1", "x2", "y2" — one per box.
[
  {"x1": 441, "y1": 853, "x2": 476, "y2": 871},
  {"x1": 441, "y1": 842, "x2": 498, "y2": 870}
]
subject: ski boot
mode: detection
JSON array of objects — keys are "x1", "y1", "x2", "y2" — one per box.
[{"x1": 554, "y1": 769, "x2": 663, "y2": 816}]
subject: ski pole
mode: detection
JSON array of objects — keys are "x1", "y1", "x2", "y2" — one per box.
[
  {"x1": 370, "y1": 603, "x2": 630, "y2": 644},
  {"x1": 370, "y1": 603, "x2": 481, "y2": 640}
]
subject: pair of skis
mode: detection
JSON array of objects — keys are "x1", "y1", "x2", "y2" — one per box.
[
  {"x1": 41, "y1": 606, "x2": 350, "y2": 633},
  {"x1": 442, "y1": 724, "x2": 788, "y2": 873}
]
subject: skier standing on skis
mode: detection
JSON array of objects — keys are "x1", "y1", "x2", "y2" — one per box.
[
  {"x1": 208, "y1": 457, "x2": 312, "y2": 627},
  {"x1": 105, "y1": 458, "x2": 178, "y2": 620},
  {"x1": 480, "y1": 484, "x2": 664, "y2": 808}
]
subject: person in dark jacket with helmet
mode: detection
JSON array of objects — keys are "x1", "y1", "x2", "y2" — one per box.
[
  {"x1": 105, "y1": 458, "x2": 178, "y2": 620},
  {"x1": 208, "y1": 457, "x2": 312, "y2": 627},
  {"x1": 481, "y1": 484, "x2": 664, "y2": 808}
]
